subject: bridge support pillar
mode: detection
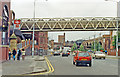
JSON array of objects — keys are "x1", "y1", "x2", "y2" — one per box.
[{"x1": 38, "y1": 32, "x2": 48, "y2": 55}]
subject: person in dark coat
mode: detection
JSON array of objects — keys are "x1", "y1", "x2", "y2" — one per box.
[
  {"x1": 17, "y1": 48, "x2": 21, "y2": 61},
  {"x1": 12, "y1": 49, "x2": 16, "y2": 60}
]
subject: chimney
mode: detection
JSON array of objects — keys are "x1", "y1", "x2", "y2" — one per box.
[
  {"x1": 110, "y1": 31, "x2": 113, "y2": 49},
  {"x1": 64, "y1": 33, "x2": 65, "y2": 46},
  {"x1": 110, "y1": 31, "x2": 113, "y2": 40}
]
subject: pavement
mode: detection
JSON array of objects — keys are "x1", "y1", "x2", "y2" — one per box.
[
  {"x1": 105, "y1": 54, "x2": 120, "y2": 59},
  {"x1": 2, "y1": 56, "x2": 48, "y2": 75}
]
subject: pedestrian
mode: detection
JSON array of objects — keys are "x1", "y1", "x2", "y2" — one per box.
[
  {"x1": 22, "y1": 49, "x2": 26, "y2": 60},
  {"x1": 12, "y1": 49, "x2": 16, "y2": 60},
  {"x1": 8, "y1": 49, "x2": 12, "y2": 60},
  {"x1": 105, "y1": 50, "x2": 107, "y2": 54},
  {"x1": 17, "y1": 48, "x2": 21, "y2": 61}
]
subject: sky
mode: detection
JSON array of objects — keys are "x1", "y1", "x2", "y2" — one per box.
[
  {"x1": 11, "y1": 0, "x2": 117, "y2": 18},
  {"x1": 11, "y1": 0, "x2": 118, "y2": 42}
]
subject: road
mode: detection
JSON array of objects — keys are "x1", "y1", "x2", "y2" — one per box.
[{"x1": 48, "y1": 54, "x2": 118, "y2": 75}]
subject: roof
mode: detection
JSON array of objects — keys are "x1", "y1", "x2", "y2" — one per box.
[{"x1": 10, "y1": 33, "x2": 17, "y2": 39}]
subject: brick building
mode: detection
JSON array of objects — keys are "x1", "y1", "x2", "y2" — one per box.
[
  {"x1": 81, "y1": 32, "x2": 112, "y2": 51},
  {"x1": 49, "y1": 40, "x2": 54, "y2": 49},
  {"x1": 38, "y1": 32, "x2": 48, "y2": 53},
  {"x1": 0, "y1": 0, "x2": 11, "y2": 61},
  {"x1": 58, "y1": 33, "x2": 65, "y2": 46}
]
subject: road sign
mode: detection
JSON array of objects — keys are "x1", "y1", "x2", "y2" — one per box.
[
  {"x1": 14, "y1": 20, "x2": 21, "y2": 24},
  {"x1": 14, "y1": 20, "x2": 21, "y2": 30}
]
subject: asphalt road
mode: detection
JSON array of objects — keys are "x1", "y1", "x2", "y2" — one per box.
[{"x1": 48, "y1": 54, "x2": 118, "y2": 75}]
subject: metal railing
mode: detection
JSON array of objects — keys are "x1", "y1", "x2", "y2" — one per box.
[
  {"x1": 17, "y1": 40, "x2": 32, "y2": 50},
  {"x1": 20, "y1": 17, "x2": 120, "y2": 31}
]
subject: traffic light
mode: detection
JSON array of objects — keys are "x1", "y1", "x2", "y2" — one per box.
[{"x1": 2, "y1": 25, "x2": 8, "y2": 32}]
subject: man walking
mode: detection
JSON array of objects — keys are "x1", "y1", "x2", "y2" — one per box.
[
  {"x1": 105, "y1": 50, "x2": 107, "y2": 54},
  {"x1": 12, "y1": 49, "x2": 16, "y2": 60},
  {"x1": 17, "y1": 48, "x2": 21, "y2": 61}
]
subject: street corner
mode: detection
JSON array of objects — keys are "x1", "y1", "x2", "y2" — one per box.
[
  {"x1": 29, "y1": 67, "x2": 47, "y2": 74},
  {"x1": 22, "y1": 56, "x2": 54, "y2": 76}
]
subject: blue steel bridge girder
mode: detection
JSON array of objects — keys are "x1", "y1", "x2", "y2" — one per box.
[{"x1": 20, "y1": 17, "x2": 120, "y2": 32}]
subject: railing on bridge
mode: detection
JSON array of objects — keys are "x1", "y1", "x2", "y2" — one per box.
[
  {"x1": 20, "y1": 17, "x2": 120, "y2": 31},
  {"x1": 17, "y1": 39, "x2": 32, "y2": 50}
]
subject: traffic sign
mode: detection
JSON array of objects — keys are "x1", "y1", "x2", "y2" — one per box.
[
  {"x1": 14, "y1": 20, "x2": 21, "y2": 30},
  {"x1": 14, "y1": 20, "x2": 21, "y2": 24}
]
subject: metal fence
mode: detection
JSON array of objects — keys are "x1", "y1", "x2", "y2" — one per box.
[{"x1": 17, "y1": 40, "x2": 32, "y2": 50}]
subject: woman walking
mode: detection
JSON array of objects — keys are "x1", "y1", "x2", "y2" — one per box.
[
  {"x1": 17, "y1": 48, "x2": 21, "y2": 61},
  {"x1": 22, "y1": 49, "x2": 26, "y2": 60},
  {"x1": 12, "y1": 49, "x2": 16, "y2": 60}
]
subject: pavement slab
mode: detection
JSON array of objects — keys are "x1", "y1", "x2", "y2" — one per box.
[{"x1": 2, "y1": 56, "x2": 47, "y2": 75}]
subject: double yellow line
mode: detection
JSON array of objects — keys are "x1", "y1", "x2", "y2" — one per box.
[
  {"x1": 15, "y1": 57, "x2": 54, "y2": 76},
  {"x1": 28, "y1": 56, "x2": 54, "y2": 75}
]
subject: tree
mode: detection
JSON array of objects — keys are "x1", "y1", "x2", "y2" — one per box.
[
  {"x1": 79, "y1": 44, "x2": 84, "y2": 51},
  {"x1": 112, "y1": 32, "x2": 120, "y2": 49},
  {"x1": 71, "y1": 43, "x2": 77, "y2": 52},
  {"x1": 91, "y1": 41, "x2": 104, "y2": 51}
]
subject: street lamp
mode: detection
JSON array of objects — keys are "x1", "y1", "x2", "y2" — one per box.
[
  {"x1": 105, "y1": 0, "x2": 120, "y2": 56},
  {"x1": 32, "y1": 0, "x2": 48, "y2": 58},
  {"x1": 32, "y1": 0, "x2": 36, "y2": 58},
  {"x1": 99, "y1": 33, "x2": 101, "y2": 51},
  {"x1": 94, "y1": 35, "x2": 96, "y2": 52},
  {"x1": 116, "y1": 18, "x2": 119, "y2": 56}
]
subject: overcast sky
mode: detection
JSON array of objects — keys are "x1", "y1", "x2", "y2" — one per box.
[{"x1": 11, "y1": 0, "x2": 117, "y2": 42}]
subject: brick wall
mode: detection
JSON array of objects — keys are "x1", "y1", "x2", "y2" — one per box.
[
  {"x1": 118, "y1": 48, "x2": 120, "y2": 56},
  {"x1": 38, "y1": 32, "x2": 48, "y2": 51},
  {"x1": 107, "y1": 49, "x2": 116, "y2": 56},
  {"x1": 0, "y1": 47, "x2": 9, "y2": 61}
]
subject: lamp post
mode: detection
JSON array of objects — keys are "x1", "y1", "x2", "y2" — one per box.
[
  {"x1": 116, "y1": 18, "x2": 119, "y2": 56},
  {"x1": 32, "y1": 0, "x2": 36, "y2": 58},
  {"x1": 32, "y1": 0, "x2": 48, "y2": 58},
  {"x1": 105, "y1": 0, "x2": 120, "y2": 56},
  {"x1": 99, "y1": 33, "x2": 101, "y2": 51},
  {"x1": 94, "y1": 35, "x2": 96, "y2": 52}
]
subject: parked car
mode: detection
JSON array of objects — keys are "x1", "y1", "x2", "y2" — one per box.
[
  {"x1": 73, "y1": 51, "x2": 92, "y2": 67},
  {"x1": 62, "y1": 52, "x2": 69, "y2": 57},
  {"x1": 53, "y1": 51, "x2": 60, "y2": 56},
  {"x1": 92, "y1": 51, "x2": 106, "y2": 59}
]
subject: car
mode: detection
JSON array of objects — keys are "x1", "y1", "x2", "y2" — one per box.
[
  {"x1": 92, "y1": 51, "x2": 106, "y2": 59},
  {"x1": 53, "y1": 51, "x2": 60, "y2": 56},
  {"x1": 67, "y1": 52, "x2": 70, "y2": 55},
  {"x1": 73, "y1": 51, "x2": 92, "y2": 67},
  {"x1": 87, "y1": 50, "x2": 94, "y2": 53},
  {"x1": 62, "y1": 52, "x2": 69, "y2": 57}
]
